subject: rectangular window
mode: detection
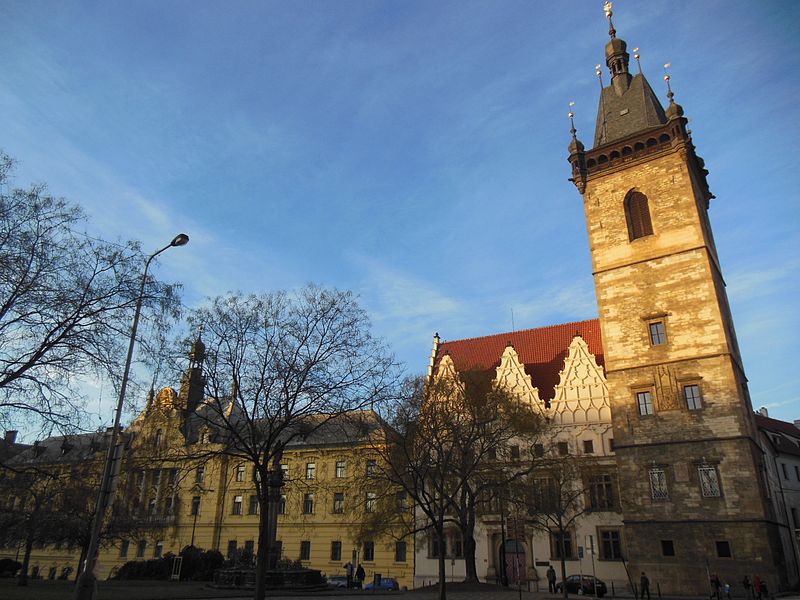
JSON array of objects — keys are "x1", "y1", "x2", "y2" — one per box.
[
  {"x1": 395, "y1": 541, "x2": 407, "y2": 562},
  {"x1": 661, "y1": 540, "x2": 675, "y2": 556},
  {"x1": 649, "y1": 321, "x2": 667, "y2": 345},
  {"x1": 510, "y1": 445, "x2": 520, "y2": 460},
  {"x1": 791, "y1": 507, "x2": 798, "y2": 529},
  {"x1": 300, "y1": 540, "x2": 311, "y2": 561},
  {"x1": 557, "y1": 442, "x2": 569, "y2": 456},
  {"x1": 795, "y1": 465, "x2": 800, "y2": 482},
  {"x1": 396, "y1": 490, "x2": 408, "y2": 511},
  {"x1": 335, "y1": 461, "x2": 346, "y2": 478},
  {"x1": 303, "y1": 493, "x2": 314, "y2": 514},
  {"x1": 252, "y1": 466, "x2": 260, "y2": 482},
  {"x1": 366, "y1": 459, "x2": 377, "y2": 476},
  {"x1": 244, "y1": 540, "x2": 255, "y2": 562},
  {"x1": 637, "y1": 391, "x2": 654, "y2": 416},
  {"x1": 305, "y1": 463, "x2": 316, "y2": 480},
  {"x1": 487, "y1": 447, "x2": 497, "y2": 460},
  {"x1": 196, "y1": 466, "x2": 205, "y2": 483},
  {"x1": 649, "y1": 467, "x2": 669, "y2": 500},
  {"x1": 599, "y1": 529, "x2": 622, "y2": 560},
  {"x1": 331, "y1": 541, "x2": 342, "y2": 561},
  {"x1": 588, "y1": 474, "x2": 616, "y2": 510},
  {"x1": 227, "y1": 540, "x2": 237, "y2": 560},
  {"x1": 119, "y1": 540, "x2": 129, "y2": 558},
  {"x1": 699, "y1": 466, "x2": 721, "y2": 497},
  {"x1": 609, "y1": 438, "x2": 615, "y2": 452},
  {"x1": 136, "y1": 540, "x2": 147, "y2": 558},
  {"x1": 280, "y1": 464, "x2": 288, "y2": 479},
  {"x1": 235, "y1": 464, "x2": 245, "y2": 482},
  {"x1": 781, "y1": 463, "x2": 789, "y2": 479},
  {"x1": 551, "y1": 531, "x2": 573, "y2": 559},
  {"x1": 684, "y1": 384, "x2": 703, "y2": 410},
  {"x1": 154, "y1": 540, "x2": 164, "y2": 558},
  {"x1": 716, "y1": 540, "x2": 732, "y2": 558},
  {"x1": 333, "y1": 492, "x2": 344, "y2": 514},
  {"x1": 365, "y1": 492, "x2": 376, "y2": 513},
  {"x1": 232, "y1": 495, "x2": 243, "y2": 515},
  {"x1": 363, "y1": 541, "x2": 375, "y2": 562},
  {"x1": 191, "y1": 496, "x2": 201, "y2": 516},
  {"x1": 452, "y1": 535, "x2": 463, "y2": 558},
  {"x1": 430, "y1": 536, "x2": 446, "y2": 558},
  {"x1": 248, "y1": 495, "x2": 259, "y2": 515},
  {"x1": 583, "y1": 440, "x2": 594, "y2": 454},
  {"x1": 278, "y1": 494, "x2": 286, "y2": 515},
  {"x1": 533, "y1": 443, "x2": 544, "y2": 458}
]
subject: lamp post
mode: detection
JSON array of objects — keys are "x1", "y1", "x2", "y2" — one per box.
[{"x1": 74, "y1": 234, "x2": 189, "y2": 600}]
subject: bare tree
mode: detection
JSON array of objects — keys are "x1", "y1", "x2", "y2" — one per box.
[
  {"x1": 182, "y1": 287, "x2": 397, "y2": 600},
  {"x1": 0, "y1": 152, "x2": 182, "y2": 436}
]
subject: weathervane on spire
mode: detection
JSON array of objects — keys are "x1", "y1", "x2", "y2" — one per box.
[
  {"x1": 663, "y1": 62, "x2": 675, "y2": 103},
  {"x1": 633, "y1": 47, "x2": 642, "y2": 73},
  {"x1": 604, "y1": 1, "x2": 616, "y2": 38},
  {"x1": 568, "y1": 101, "x2": 577, "y2": 139}
]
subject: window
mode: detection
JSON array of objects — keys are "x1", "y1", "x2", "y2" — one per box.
[
  {"x1": 244, "y1": 540, "x2": 255, "y2": 562},
  {"x1": 583, "y1": 440, "x2": 594, "y2": 454},
  {"x1": 599, "y1": 529, "x2": 623, "y2": 560},
  {"x1": 661, "y1": 540, "x2": 675, "y2": 556},
  {"x1": 227, "y1": 540, "x2": 237, "y2": 560},
  {"x1": 200, "y1": 430, "x2": 210, "y2": 444},
  {"x1": 533, "y1": 443, "x2": 544, "y2": 458},
  {"x1": 196, "y1": 466, "x2": 205, "y2": 483},
  {"x1": 248, "y1": 495, "x2": 259, "y2": 515},
  {"x1": 487, "y1": 448, "x2": 497, "y2": 460},
  {"x1": 716, "y1": 540, "x2": 732, "y2": 558},
  {"x1": 781, "y1": 463, "x2": 789, "y2": 479},
  {"x1": 280, "y1": 464, "x2": 288, "y2": 479},
  {"x1": 331, "y1": 541, "x2": 342, "y2": 561},
  {"x1": 165, "y1": 496, "x2": 174, "y2": 514},
  {"x1": 699, "y1": 466, "x2": 721, "y2": 497},
  {"x1": 169, "y1": 468, "x2": 178, "y2": 486},
  {"x1": 305, "y1": 463, "x2": 316, "y2": 480},
  {"x1": 395, "y1": 541, "x2": 407, "y2": 562},
  {"x1": 649, "y1": 467, "x2": 669, "y2": 500},
  {"x1": 155, "y1": 429, "x2": 163, "y2": 446},
  {"x1": 303, "y1": 493, "x2": 314, "y2": 514},
  {"x1": 232, "y1": 495, "x2": 243, "y2": 515},
  {"x1": 637, "y1": 391, "x2": 654, "y2": 416},
  {"x1": 148, "y1": 497, "x2": 157, "y2": 514},
  {"x1": 235, "y1": 464, "x2": 245, "y2": 482},
  {"x1": 649, "y1": 321, "x2": 667, "y2": 346},
  {"x1": 278, "y1": 494, "x2": 286, "y2": 514},
  {"x1": 396, "y1": 490, "x2": 408, "y2": 511},
  {"x1": 609, "y1": 438, "x2": 615, "y2": 452},
  {"x1": 558, "y1": 442, "x2": 569, "y2": 456},
  {"x1": 154, "y1": 540, "x2": 164, "y2": 558},
  {"x1": 624, "y1": 190, "x2": 654, "y2": 241},
  {"x1": 452, "y1": 534, "x2": 463, "y2": 558},
  {"x1": 333, "y1": 492, "x2": 344, "y2": 514},
  {"x1": 136, "y1": 540, "x2": 147, "y2": 558},
  {"x1": 300, "y1": 541, "x2": 311, "y2": 561},
  {"x1": 252, "y1": 466, "x2": 261, "y2": 482},
  {"x1": 791, "y1": 507, "x2": 798, "y2": 529},
  {"x1": 795, "y1": 465, "x2": 800, "y2": 482},
  {"x1": 510, "y1": 445, "x2": 520, "y2": 460},
  {"x1": 551, "y1": 531, "x2": 573, "y2": 559},
  {"x1": 366, "y1": 459, "x2": 377, "y2": 476},
  {"x1": 119, "y1": 540, "x2": 129, "y2": 558},
  {"x1": 335, "y1": 461, "x2": 346, "y2": 478},
  {"x1": 588, "y1": 474, "x2": 616, "y2": 510},
  {"x1": 191, "y1": 496, "x2": 201, "y2": 516},
  {"x1": 684, "y1": 384, "x2": 703, "y2": 410},
  {"x1": 365, "y1": 492, "x2": 376, "y2": 513},
  {"x1": 430, "y1": 536, "x2": 445, "y2": 558},
  {"x1": 363, "y1": 541, "x2": 375, "y2": 562}
]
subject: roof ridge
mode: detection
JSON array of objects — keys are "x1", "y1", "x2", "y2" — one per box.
[{"x1": 440, "y1": 318, "x2": 599, "y2": 345}]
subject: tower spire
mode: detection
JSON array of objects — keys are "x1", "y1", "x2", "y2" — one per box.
[
  {"x1": 663, "y1": 63, "x2": 685, "y2": 119},
  {"x1": 604, "y1": 1, "x2": 616, "y2": 38}
]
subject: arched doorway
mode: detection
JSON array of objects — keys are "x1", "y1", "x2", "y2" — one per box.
[{"x1": 503, "y1": 539, "x2": 526, "y2": 584}]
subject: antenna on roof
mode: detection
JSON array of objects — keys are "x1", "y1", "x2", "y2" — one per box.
[
  {"x1": 633, "y1": 47, "x2": 642, "y2": 74},
  {"x1": 511, "y1": 308, "x2": 516, "y2": 333}
]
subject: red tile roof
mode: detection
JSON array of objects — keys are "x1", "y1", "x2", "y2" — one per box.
[
  {"x1": 437, "y1": 319, "x2": 604, "y2": 402},
  {"x1": 755, "y1": 413, "x2": 800, "y2": 438}
]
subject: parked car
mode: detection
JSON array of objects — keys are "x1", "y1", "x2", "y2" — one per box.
[
  {"x1": 555, "y1": 575, "x2": 607, "y2": 597},
  {"x1": 365, "y1": 577, "x2": 400, "y2": 591},
  {"x1": 327, "y1": 575, "x2": 349, "y2": 588}
]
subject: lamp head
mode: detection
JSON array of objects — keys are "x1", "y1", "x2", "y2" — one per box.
[{"x1": 170, "y1": 233, "x2": 190, "y2": 247}]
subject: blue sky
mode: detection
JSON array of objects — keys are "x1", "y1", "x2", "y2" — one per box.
[{"x1": 1, "y1": 0, "x2": 798, "y2": 427}]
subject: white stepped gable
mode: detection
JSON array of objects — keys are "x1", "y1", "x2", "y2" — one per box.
[
  {"x1": 551, "y1": 335, "x2": 610, "y2": 424},
  {"x1": 493, "y1": 345, "x2": 544, "y2": 410},
  {"x1": 436, "y1": 353, "x2": 460, "y2": 382}
]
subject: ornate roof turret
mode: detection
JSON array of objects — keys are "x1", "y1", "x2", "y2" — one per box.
[{"x1": 189, "y1": 324, "x2": 206, "y2": 366}]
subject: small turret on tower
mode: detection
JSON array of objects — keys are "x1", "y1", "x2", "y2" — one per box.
[{"x1": 179, "y1": 325, "x2": 207, "y2": 413}]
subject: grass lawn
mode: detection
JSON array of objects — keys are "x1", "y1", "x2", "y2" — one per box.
[{"x1": 0, "y1": 578, "x2": 252, "y2": 600}]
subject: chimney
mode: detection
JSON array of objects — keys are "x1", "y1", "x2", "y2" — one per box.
[
  {"x1": 4, "y1": 430, "x2": 17, "y2": 444},
  {"x1": 758, "y1": 407, "x2": 769, "y2": 418}
]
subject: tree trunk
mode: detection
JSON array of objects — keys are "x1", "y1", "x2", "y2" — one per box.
[
  {"x1": 462, "y1": 490, "x2": 479, "y2": 583},
  {"x1": 18, "y1": 528, "x2": 34, "y2": 586},
  {"x1": 435, "y1": 522, "x2": 447, "y2": 600},
  {"x1": 559, "y1": 529, "x2": 568, "y2": 600},
  {"x1": 253, "y1": 465, "x2": 282, "y2": 600}
]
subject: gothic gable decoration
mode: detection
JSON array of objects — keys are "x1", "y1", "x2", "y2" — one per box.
[
  {"x1": 493, "y1": 344, "x2": 543, "y2": 410},
  {"x1": 550, "y1": 335, "x2": 610, "y2": 425}
]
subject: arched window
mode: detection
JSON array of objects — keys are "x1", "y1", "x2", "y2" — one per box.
[{"x1": 625, "y1": 191, "x2": 654, "y2": 240}]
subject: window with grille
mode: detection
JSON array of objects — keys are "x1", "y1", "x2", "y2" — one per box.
[
  {"x1": 649, "y1": 321, "x2": 667, "y2": 345},
  {"x1": 699, "y1": 466, "x2": 721, "y2": 497},
  {"x1": 684, "y1": 384, "x2": 703, "y2": 410},
  {"x1": 331, "y1": 541, "x2": 342, "y2": 561},
  {"x1": 625, "y1": 190, "x2": 654, "y2": 240},
  {"x1": 599, "y1": 529, "x2": 622, "y2": 559},
  {"x1": 303, "y1": 493, "x2": 314, "y2": 514},
  {"x1": 335, "y1": 461, "x2": 346, "y2": 478},
  {"x1": 637, "y1": 391, "x2": 654, "y2": 416},
  {"x1": 300, "y1": 540, "x2": 310, "y2": 560},
  {"x1": 363, "y1": 541, "x2": 375, "y2": 561},
  {"x1": 649, "y1": 467, "x2": 669, "y2": 500},
  {"x1": 333, "y1": 492, "x2": 344, "y2": 514},
  {"x1": 589, "y1": 474, "x2": 616, "y2": 509}
]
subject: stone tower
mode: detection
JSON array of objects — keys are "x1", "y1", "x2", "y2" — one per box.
[
  {"x1": 567, "y1": 5, "x2": 794, "y2": 593},
  {"x1": 178, "y1": 327, "x2": 207, "y2": 414}
]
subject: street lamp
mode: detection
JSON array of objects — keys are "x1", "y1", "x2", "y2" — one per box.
[{"x1": 75, "y1": 233, "x2": 189, "y2": 600}]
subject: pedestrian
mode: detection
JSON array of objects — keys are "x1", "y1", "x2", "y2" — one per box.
[
  {"x1": 547, "y1": 565, "x2": 557, "y2": 594},
  {"x1": 754, "y1": 575, "x2": 762, "y2": 600},
  {"x1": 356, "y1": 564, "x2": 365, "y2": 589},
  {"x1": 742, "y1": 576, "x2": 751, "y2": 600},
  {"x1": 724, "y1": 582, "x2": 731, "y2": 600},
  {"x1": 760, "y1": 580, "x2": 769, "y2": 600},
  {"x1": 345, "y1": 561, "x2": 353, "y2": 589},
  {"x1": 640, "y1": 572, "x2": 651, "y2": 600},
  {"x1": 711, "y1": 574, "x2": 722, "y2": 600}
]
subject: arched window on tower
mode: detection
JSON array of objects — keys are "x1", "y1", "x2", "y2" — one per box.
[{"x1": 624, "y1": 190, "x2": 654, "y2": 241}]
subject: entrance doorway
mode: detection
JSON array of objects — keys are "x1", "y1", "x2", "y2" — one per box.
[{"x1": 504, "y1": 539, "x2": 526, "y2": 584}]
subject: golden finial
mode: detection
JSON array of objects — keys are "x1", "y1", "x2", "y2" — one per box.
[
  {"x1": 604, "y1": 1, "x2": 616, "y2": 38},
  {"x1": 633, "y1": 47, "x2": 642, "y2": 73}
]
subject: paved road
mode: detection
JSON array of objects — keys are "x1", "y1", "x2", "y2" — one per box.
[{"x1": 185, "y1": 592, "x2": 800, "y2": 600}]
